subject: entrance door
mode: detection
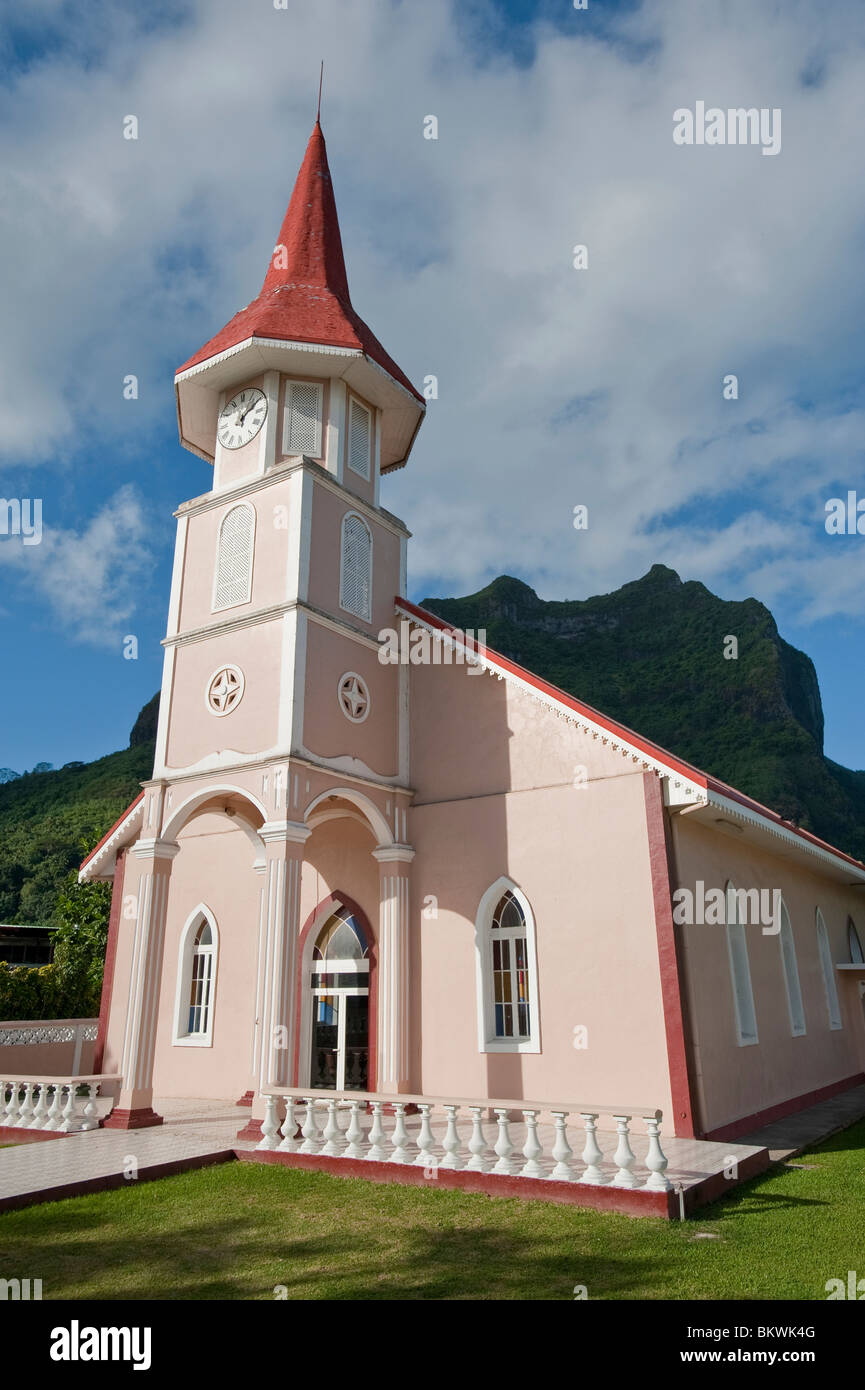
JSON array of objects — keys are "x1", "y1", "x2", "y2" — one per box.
[{"x1": 308, "y1": 908, "x2": 370, "y2": 1091}]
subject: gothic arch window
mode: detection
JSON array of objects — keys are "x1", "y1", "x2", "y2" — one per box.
[
  {"x1": 848, "y1": 917, "x2": 864, "y2": 965},
  {"x1": 474, "y1": 878, "x2": 540, "y2": 1054},
  {"x1": 309, "y1": 908, "x2": 370, "y2": 1091},
  {"x1": 725, "y1": 881, "x2": 758, "y2": 1046},
  {"x1": 174, "y1": 907, "x2": 219, "y2": 1046},
  {"x1": 340, "y1": 512, "x2": 372, "y2": 621},
  {"x1": 213, "y1": 502, "x2": 255, "y2": 612},
  {"x1": 816, "y1": 909, "x2": 843, "y2": 1030},
  {"x1": 777, "y1": 898, "x2": 806, "y2": 1037}
]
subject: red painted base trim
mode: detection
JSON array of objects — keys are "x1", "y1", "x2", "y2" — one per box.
[
  {"x1": 0, "y1": 1126, "x2": 67, "y2": 1144},
  {"x1": 703, "y1": 1072, "x2": 865, "y2": 1141},
  {"x1": 0, "y1": 1151, "x2": 236, "y2": 1215},
  {"x1": 235, "y1": 1092, "x2": 254, "y2": 1107},
  {"x1": 236, "y1": 1118, "x2": 264, "y2": 1142},
  {"x1": 238, "y1": 1148, "x2": 674, "y2": 1217},
  {"x1": 102, "y1": 1107, "x2": 164, "y2": 1131}
]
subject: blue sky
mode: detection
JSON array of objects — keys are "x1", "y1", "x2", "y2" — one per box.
[{"x1": 1, "y1": 0, "x2": 865, "y2": 775}]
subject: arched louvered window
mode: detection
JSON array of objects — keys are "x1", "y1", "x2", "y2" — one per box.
[
  {"x1": 474, "y1": 878, "x2": 540, "y2": 1053},
  {"x1": 725, "y1": 881, "x2": 758, "y2": 1046},
  {"x1": 347, "y1": 396, "x2": 372, "y2": 479},
  {"x1": 848, "y1": 917, "x2": 864, "y2": 965},
  {"x1": 284, "y1": 380, "x2": 323, "y2": 457},
  {"x1": 213, "y1": 503, "x2": 254, "y2": 611},
  {"x1": 816, "y1": 909, "x2": 843, "y2": 1029},
  {"x1": 340, "y1": 512, "x2": 372, "y2": 621},
  {"x1": 777, "y1": 899, "x2": 806, "y2": 1036}
]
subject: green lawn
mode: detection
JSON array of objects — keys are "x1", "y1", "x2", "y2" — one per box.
[{"x1": 2, "y1": 1120, "x2": 865, "y2": 1300}]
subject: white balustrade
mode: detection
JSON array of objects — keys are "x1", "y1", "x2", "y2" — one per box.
[
  {"x1": 252, "y1": 1087, "x2": 671, "y2": 1196},
  {"x1": 0, "y1": 1075, "x2": 120, "y2": 1134}
]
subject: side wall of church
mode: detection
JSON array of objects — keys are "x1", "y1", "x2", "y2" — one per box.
[
  {"x1": 407, "y1": 660, "x2": 676, "y2": 1125},
  {"x1": 672, "y1": 815, "x2": 865, "y2": 1136}
]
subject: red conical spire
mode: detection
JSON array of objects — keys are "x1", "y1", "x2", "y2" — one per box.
[
  {"x1": 260, "y1": 120, "x2": 351, "y2": 303},
  {"x1": 178, "y1": 122, "x2": 422, "y2": 403}
]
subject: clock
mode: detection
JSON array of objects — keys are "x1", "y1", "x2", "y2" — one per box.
[{"x1": 217, "y1": 388, "x2": 267, "y2": 450}]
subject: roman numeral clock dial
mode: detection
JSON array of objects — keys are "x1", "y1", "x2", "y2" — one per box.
[{"x1": 217, "y1": 388, "x2": 268, "y2": 449}]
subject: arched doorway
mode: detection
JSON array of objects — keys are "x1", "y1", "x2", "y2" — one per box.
[{"x1": 308, "y1": 907, "x2": 371, "y2": 1091}]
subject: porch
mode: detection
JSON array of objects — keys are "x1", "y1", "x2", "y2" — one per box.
[{"x1": 0, "y1": 1088, "x2": 769, "y2": 1219}]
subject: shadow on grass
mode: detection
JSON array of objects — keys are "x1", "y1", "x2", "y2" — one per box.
[{"x1": 0, "y1": 1166, "x2": 680, "y2": 1302}]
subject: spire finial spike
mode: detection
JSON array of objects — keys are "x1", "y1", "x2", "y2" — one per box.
[{"x1": 317, "y1": 60, "x2": 324, "y2": 122}]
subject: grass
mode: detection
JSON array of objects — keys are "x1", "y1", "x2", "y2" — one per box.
[{"x1": 1, "y1": 1121, "x2": 865, "y2": 1300}]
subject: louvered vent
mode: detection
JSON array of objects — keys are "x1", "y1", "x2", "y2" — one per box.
[
  {"x1": 347, "y1": 398, "x2": 371, "y2": 478},
  {"x1": 285, "y1": 381, "x2": 323, "y2": 456},
  {"x1": 340, "y1": 514, "x2": 372, "y2": 620},
  {"x1": 213, "y1": 505, "x2": 254, "y2": 610}
]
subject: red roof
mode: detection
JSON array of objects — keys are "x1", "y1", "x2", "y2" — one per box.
[
  {"x1": 396, "y1": 596, "x2": 865, "y2": 876},
  {"x1": 177, "y1": 121, "x2": 422, "y2": 403}
]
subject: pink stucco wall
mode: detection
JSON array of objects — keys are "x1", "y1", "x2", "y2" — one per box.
[{"x1": 672, "y1": 815, "x2": 865, "y2": 1134}]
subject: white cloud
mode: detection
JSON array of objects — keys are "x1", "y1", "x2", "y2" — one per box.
[
  {"x1": 1, "y1": 0, "x2": 865, "y2": 630},
  {"x1": 0, "y1": 484, "x2": 151, "y2": 647}
]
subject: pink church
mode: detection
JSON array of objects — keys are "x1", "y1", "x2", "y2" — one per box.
[{"x1": 79, "y1": 120, "x2": 865, "y2": 1171}]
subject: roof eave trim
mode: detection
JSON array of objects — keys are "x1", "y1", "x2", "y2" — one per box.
[{"x1": 706, "y1": 788, "x2": 865, "y2": 882}]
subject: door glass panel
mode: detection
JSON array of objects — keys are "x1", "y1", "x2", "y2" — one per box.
[
  {"x1": 311, "y1": 993, "x2": 339, "y2": 1089},
  {"x1": 344, "y1": 994, "x2": 369, "y2": 1091}
]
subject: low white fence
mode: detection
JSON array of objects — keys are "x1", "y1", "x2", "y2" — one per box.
[
  {"x1": 257, "y1": 1087, "x2": 671, "y2": 1191},
  {"x1": 0, "y1": 1019, "x2": 98, "y2": 1076},
  {"x1": 0, "y1": 1075, "x2": 120, "y2": 1133}
]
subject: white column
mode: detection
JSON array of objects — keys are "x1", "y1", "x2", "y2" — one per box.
[
  {"x1": 252, "y1": 821, "x2": 310, "y2": 1122},
  {"x1": 111, "y1": 837, "x2": 179, "y2": 1124},
  {"x1": 373, "y1": 845, "x2": 414, "y2": 1094}
]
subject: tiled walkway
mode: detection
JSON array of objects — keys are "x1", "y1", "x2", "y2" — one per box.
[{"x1": 0, "y1": 1099, "x2": 252, "y2": 1211}]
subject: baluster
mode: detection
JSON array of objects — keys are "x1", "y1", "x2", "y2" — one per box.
[
  {"x1": 364, "y1": 1100, "x2": 387, "y2": 1161},
  {"x1": 29, "y1": 1083, "x2": 50, "y2": 1130},
  {"x1": 59, "y1": 1084, "x2": 77, "y2": 1133},
  {"x1": 493, "y1": 1108, "x2": 516, "y2": 1175},
  {"x1": 440, "y1": 1105, "x2": 464, "y2": 1170},
  {"x1": 519, "y1": 1109, "x2": 543, "y2": 1178},
  {"x1": 643, "y1": 1116, "x2": 672, "y2": 1191},
  {"x1": 257, "y1": 1094, "x2": 281, "y2": 1150},
  {"x1": 299, "y1": 1098, "x2": 322, "y2": 1153},
  {"x1": 277, "y1": 1097, "x2": 300, "y2": 1152},
  {"x1": 344, "y1": 1101, "x2": 365, "y2": 1159},
  {"x1": 43, "y1": 1084, "x2": 64, "y2": 1131},
  {"x1": 612, "y1": 1115, "x2": 639, "y2": 1188},
  {"x1": 467, "y1": 1106, "x2": 490, "y2": 1172},
  {"x1": 413, "y1": 1103, "x2": 437, "y2": 1170},
  {"x1": 2, "y1": 1081, "x2": 17, "y2": 1128},
  {"x1": 80, "y1": 1084, "x2": 99, "y2": 1131},
  {"x1": 579, "y1": 1112, "x2": 606, "y2": 1185},
  {"x1": 388, "y1": 1102, "x2": 412, "y2": 1163},
  {"x1": 321, "y1": 1098, "x2": 344, "y2": 1156},
  {"x1": 15, "y1": 1083, "x2": 35, "y2": 1128},
  {"x1": 549, "y1": 1111, "x2": 575, "y2": 1181}
]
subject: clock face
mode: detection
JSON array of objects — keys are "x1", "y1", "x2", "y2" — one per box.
[{"x1": 217, "y1": 388, "x2": 267, "y2": 450}]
